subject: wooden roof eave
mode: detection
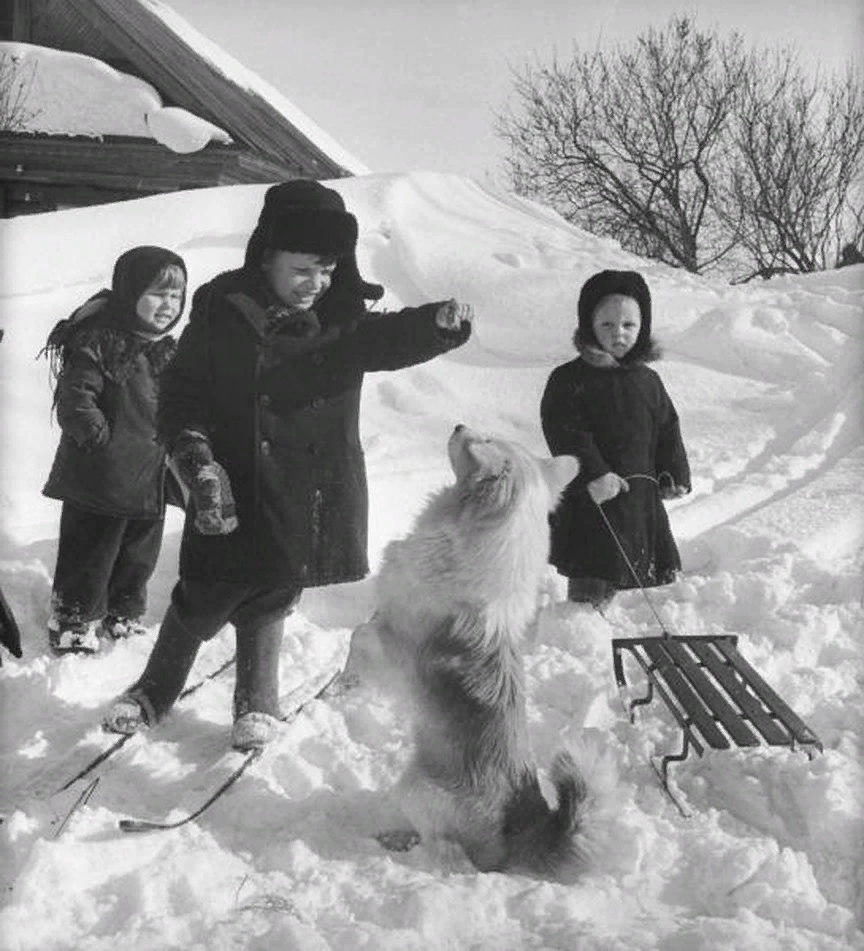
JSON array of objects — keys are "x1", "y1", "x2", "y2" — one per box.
[
  {"x1": 68, "y1": 0, "x2": 351, "y2": 178},
  {"x1": 0, "y1": 132, "x2": 307, "y2": 190}
]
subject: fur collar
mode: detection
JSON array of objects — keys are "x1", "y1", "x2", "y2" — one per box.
[
  {"x1": 573, "y1": 332, "x2": 663, "y2": 367},
  {"x1": 579, "y1": 345, "x2": 621, "y2": 368}
]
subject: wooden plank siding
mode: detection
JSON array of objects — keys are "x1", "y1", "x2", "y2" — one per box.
[{"x1": 0, "y1": 133, "x2": 299, "y2": 190}]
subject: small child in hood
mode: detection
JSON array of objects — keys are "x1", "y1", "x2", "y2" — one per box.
[
  {"x1": 540, "y1": 269, "x2": 691, "y2": 609},
  {"x1": 41, "y1": 246, "x2": 187, "y2": 654}
]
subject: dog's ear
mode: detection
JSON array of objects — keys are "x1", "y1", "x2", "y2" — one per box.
[
  {"x1": 543, "y1": 455, "x2": 579, "y2": 496},
  {"x1": 465, "y1": 439, "x2": 509, "y2": 480}
]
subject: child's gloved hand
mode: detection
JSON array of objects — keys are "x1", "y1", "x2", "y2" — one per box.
[
  {"x1": 434, "y1": 299, "x2": 474, "y2": 332},
  {"x1": 171, "y1": 431, "x2": 238, "y2": 535},
  {"x1": 587, "y1": 472, "x2": 630, "y2": 505},
  {"x1": 658, "y1": 472, "x2": 689, "y2": 500}
]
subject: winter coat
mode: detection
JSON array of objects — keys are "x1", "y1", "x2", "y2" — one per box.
[
  {"x1": 158, "y1": 268, "x2": 471, "y2": 587},
  {"x1": 41, "y1": 242, "x2": 187, "y2": 522},
  {"x1": 540, "y1": 348, "x2": 690, "y2": 588}
]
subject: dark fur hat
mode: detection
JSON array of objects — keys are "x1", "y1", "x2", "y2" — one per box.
[
  {"x1": 261, "y1": 207, "x2": 358, "y2": 260},
  {"x1": 244, "y1": 180, "x2": 384, "y2": 302},
  {"x1": 575, "y1": 269, "x2": 655, "y2": 362}
]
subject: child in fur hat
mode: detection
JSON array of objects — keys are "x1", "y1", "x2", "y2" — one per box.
[
  {"x1": 41, "y1": 247, "x2": 187, "y2": 653},
  {"x1": 104, "y1": 179, "x2": 473, "y2": 751},
  {"x1": 540, "y1": 269, "x2": 691, "y2": 609}
]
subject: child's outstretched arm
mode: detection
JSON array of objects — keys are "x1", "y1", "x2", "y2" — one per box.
[{"x1": 344, "y1": 299, "x2": 472, "y2": 372}]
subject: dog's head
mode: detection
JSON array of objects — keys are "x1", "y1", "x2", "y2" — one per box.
[{"x1": 447, "y1": 424, "x2": 578, "y2": 518}]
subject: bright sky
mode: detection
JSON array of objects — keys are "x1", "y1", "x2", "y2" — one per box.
[{"x1": 168, "y1": 0, "x2": 862, "y2": 181}]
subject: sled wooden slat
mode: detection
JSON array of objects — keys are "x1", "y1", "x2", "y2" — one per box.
[
  {"x1": 711, "y1": 639, "x2": 822, "y2": 750},
  {"x1": 640, "y1": 641, "x2": 731, "y2": 749},
  {"x1": 652, "y1": 640, "x2": 761, "y2": 747},
  {"x1": 687, "y1": 640, "x2": 792, "y2": 746},
  {"x1": 612, "y1": 634, "x2": 823, "y2": 779}
]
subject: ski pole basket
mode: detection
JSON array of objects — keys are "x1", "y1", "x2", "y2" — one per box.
[{"x1": 612, "y1": 634, "x2": 823, "y2": 783}]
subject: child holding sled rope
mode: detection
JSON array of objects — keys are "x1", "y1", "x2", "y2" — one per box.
[{"x1": 540, "y1": 269, "x2": 691, "y2": 609}]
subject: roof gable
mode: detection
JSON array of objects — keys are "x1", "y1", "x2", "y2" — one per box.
[{"x1": 6, "y1": 0, "x2": 366, "y2": 177}]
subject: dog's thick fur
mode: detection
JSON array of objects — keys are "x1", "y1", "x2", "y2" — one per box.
[{"x1": 350, "y1": 425, "x2": 601, "y2": 877}]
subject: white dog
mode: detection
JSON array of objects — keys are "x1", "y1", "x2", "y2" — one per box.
[{"x1": 345, "y1": 424, "x2": 605, "y2": 877}]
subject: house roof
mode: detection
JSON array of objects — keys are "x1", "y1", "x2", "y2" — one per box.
[{"x1": 8, "y1": 0, "x2": 368, "y2": 178}]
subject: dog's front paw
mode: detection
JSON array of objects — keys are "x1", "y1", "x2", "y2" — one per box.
[{"x1": 376, "y1": 829, "x2": 421, "y2": 853}]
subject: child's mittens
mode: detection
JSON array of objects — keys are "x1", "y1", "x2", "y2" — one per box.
[
  {"x1": 79, "y1": 419, "x2": 110, "y2": 452},
  {"x1": 587, "y1": 472, "x2": 630, "y2": 505},
  {"x1": 172, "y1": 430, "x2": 238, "y2": 535},
  {"x1": 192, "y1": 462, "x2": 238, "y2": 534},
  {"x1": 434, "y1": 299, "x2": 474, "y2": 332},
  {"x1": 658, "y1": 471, "x2": 689, "y2": 500}
]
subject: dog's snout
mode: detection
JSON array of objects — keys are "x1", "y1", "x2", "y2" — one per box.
[{"x1": 453, "y1": 424, "x2": 466, "y2": 434}]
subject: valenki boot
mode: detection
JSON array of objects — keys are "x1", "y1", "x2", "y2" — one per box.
[{"x1": 232, "y1": 618, "x2": 285, "y2": 751}]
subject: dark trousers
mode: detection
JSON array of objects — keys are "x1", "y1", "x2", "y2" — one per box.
[
  {"x1": 125, "y1": 577, "x2": 302, "y2": 725},
  {"x1": 52, "y1": 501, "x2": 164, "y2": 624}
]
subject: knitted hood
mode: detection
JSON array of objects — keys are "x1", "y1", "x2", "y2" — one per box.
[{"x1": 574, "y1": 269, "x2": 658, "y2": 363}]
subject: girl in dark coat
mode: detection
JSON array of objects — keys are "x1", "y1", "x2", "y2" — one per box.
[
  {"x1": 540, "y1": 269, "x2": 690, "y2": 609},
  {"x1": 104, "y1": 180, "x2": 474, "y2": 750},
  {"x1": 42, "y1": 246, "x2": 187, "y2": 653}
]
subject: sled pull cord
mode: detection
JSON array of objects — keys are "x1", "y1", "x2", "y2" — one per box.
[{"x1": 593, "y1": 494, "x2": 675, "y2": 639}]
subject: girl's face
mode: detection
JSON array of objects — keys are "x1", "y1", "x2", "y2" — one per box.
[
  {"x1": 135, "y1": 265, "x2": 185, "y2": 333},
  {"x1": 261, "y1": 251, "x2": 337, "y2": 309},
  {"x1": 592, "y1": 294, "x2": 642, "y2": 359}
]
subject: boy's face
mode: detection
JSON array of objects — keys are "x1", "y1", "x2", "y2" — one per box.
[
  {"x1": 261, "y1": 251, "x2": 337, "y2": 309},
  {"x1": 592, "y1": 294, "x2": 642, "y2": 359},
  {"x1": 135, "y1": 280, "x2": 184, "y2": 334}
]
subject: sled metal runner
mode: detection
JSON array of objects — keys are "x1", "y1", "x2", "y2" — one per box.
[{"x1": 612, "y1": 633, "x2": 823, "y2": 791}]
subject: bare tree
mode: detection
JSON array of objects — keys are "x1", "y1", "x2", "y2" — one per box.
[
  {"x1": 720, "y1": 54, "x2": 864, "y2": 281},
  {"x1": 0, "y1": 50, "x2": 39, "y2": 132},
  {"x1": 497, "y1": 17, "x2": 747, "y2": 273},
  {"x1": 498, "y1": 16, "x2": 864, "y2": 279}
]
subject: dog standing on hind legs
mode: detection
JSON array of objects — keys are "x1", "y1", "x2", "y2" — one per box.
[{"x1": 343, "y1": 424, "x2": 608, "y2": 877}]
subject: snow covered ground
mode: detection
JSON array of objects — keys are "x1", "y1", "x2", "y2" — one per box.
[{"x1": 0, "y1": 171, "x2": 862, "y2": 950}]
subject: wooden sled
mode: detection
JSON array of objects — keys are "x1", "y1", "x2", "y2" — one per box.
[{"x1": 612, "y1": 633, "x2": 823, "y2": 815}]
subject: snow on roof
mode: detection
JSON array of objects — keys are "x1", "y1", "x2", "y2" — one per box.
[
  {"x1": 142, "y1": 0, "x2": 370, "y2": 174},
  {"x1": 0, "y1": 40, "x2": 232, "y2": 154}
]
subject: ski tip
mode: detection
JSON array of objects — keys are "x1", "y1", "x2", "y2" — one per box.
[{"x1": 118, "y1": 818, "x2": 163, "y2": 833}]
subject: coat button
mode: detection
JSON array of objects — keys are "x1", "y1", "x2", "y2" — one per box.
[{"x1": 260, "y1": 440, "x2": 271, "y2": 456}]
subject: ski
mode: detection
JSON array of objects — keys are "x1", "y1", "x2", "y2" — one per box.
[
  {"x1": 53, "y1": 776, "x2": 101, "y2": 839},
  {"x1": 118, "y1": 663, "x2": 343, "y2": 833},
  {"x1": 50, "y1": 653, "x2": 237, "y2": 795}
]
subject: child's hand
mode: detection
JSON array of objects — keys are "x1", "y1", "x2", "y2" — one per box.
[
  {"x1": 172, "y1": 431, "x2": 239, "y2": 535},
  {"x1": 587, "y1": 472, "x2": 629, "y2": 505},
  {"x1": 435, "y1": 299, "x2": 474, "y2": 331},
  {"x1": 658, "y1": 471, "x2": 689, "y2": 500}
]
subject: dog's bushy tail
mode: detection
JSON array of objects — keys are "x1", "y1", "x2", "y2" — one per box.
[{"x1": 506, "y1": 750, "x2": 604, "y2": 880}]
